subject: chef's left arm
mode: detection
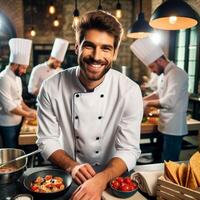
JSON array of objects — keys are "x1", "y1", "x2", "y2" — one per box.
[
  {"x1": 71, "y1": 84, "x2": 143, "y2": 200},
  {"x1": 144, "y1": 71, "x2": 188, "y2": 109}
]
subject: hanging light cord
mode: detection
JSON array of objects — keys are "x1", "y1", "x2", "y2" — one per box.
[
  {"x1": 140, "y1": 0, "x2": 142, "y2": 13},
  {"x1": 98, "y1": 0, "x2": 103, "y2": 10}
]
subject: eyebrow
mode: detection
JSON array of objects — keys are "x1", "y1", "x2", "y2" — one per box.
[{"x1": 83, "y1": 41, "x2": 114, "y2": 50}]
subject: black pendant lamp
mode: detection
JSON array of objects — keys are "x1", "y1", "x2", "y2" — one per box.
[
  {"x1": 97, "y1": 0, "x2": 103, "y2": 10},
  {"x1": 149, "y1": 0, "x2": 199, "y2": 30},
  {"x1": 72, "y1": 0, "x2": 80, "y2": 29},
  {"x1": 127, "y1": 0, "x2": 153, "y2": 39}
]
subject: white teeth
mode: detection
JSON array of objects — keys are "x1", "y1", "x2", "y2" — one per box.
[{"x1": 91, "y1": 64, "x2": 102, "y2": 68}]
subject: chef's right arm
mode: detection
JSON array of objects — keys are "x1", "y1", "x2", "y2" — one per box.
[
  {"x1": 0, "y1": 78, "x2": 36, "y2": 119},
  {"x1": 36, "y1": 82, "x2": 96, "y2": 182},
  {"x1": 28, "y1": 67, "x2": 40, "y2": 96}
]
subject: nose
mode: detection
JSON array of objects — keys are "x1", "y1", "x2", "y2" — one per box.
[{"x1": 93, "y1": 47, "x2": 102, "y2": 61}]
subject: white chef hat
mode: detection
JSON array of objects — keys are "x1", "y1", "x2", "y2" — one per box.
[
  {"x1": 130, "y1": 37, "x2": 164, "y2": 66},
  {"x1": 9, "y1": 38, "x2": 32, "y2": 65},
  {"x1": 50, "y1": 38, "x2": 69, "y2": 62}
]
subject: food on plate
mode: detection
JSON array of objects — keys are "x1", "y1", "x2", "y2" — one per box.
[
  {"x1": 164, "y1": 151, "x2": 200, "y2": 190},
  {"x1": 0, "y1": 165, "x2": 18, "y2": 173},
  {"x1": 110, "y1": 176, "x2": 137, "y2": 191},
  {"x1": 30, "y1": 175, "x2": 65, "y2": 193},
  {"x1": 147, "y1": 117, "x2": 158, "y2": 124}
]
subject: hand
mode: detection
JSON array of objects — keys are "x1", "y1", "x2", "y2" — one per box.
[
  {"x1": 70, "y1": 173, "x2": 107, "y2": 200},
  {"x1": 71, "y1": 163, "x2": 96, "y2": 185},
  {"x1": 26, "y1": 110, "x2": 37, "y2": 120}
]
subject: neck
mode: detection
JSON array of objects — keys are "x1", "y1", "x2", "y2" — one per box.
[{"x1": 78, "y1": 72, "x2": 105, "y2": 91}]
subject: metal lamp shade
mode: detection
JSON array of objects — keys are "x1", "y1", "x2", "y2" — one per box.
[
  {"x1": 149, "y1": 0, "x2": 199, "y2": 30},
  {"x1": 127, "y1": 13, "x2": 153, "y2": 38}
]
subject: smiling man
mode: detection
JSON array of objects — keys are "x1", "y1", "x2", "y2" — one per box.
[{"x1": 37, "y1": 10, "x2": 143, "y2": 200}]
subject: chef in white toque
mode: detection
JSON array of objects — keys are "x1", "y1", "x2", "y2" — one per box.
[
  {"x1": 130, "y1": 37, "x2": 188, "y2": 162},
  {"x1": 0, "y1": 38, "x2": 36, "y2": 148},
  {"x1": 28, "y1": 38, "x2": 69, "y2": 96}
]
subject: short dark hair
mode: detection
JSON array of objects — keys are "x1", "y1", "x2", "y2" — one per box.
[{"x1": 75, "y1": 10, "x2": 124, "y2": 50}]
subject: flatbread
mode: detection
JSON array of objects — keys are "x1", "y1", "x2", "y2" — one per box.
[
  {"x1": 187, "y1": 168, "x2": 198, "y2": 190},
  {"x1": 190, "y1": 151, "x2": 200, "y2": 187},
  {"x1": 178, "y1": 163, "x2": 187, "y2": 186},
  {"x1": 164, "y1": 161, "x2": 180, "y2": 184}
]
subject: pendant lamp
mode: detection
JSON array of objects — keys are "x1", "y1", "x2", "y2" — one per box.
[
  {"x1": 72, "y1": 0, "x2": 80, "y2": 29},
  {"x1": 127, "y1": 0, "x2": 153, "y2": 39},
  {"x1": 149, "y1": 0, "x2": 199, "y2": 30},
  {"x1": 97, "y1": 0, "x2": 103, "y2": 10},
  {"x1": 116, "y1": 0, "x2": 122, "y2": 19}
]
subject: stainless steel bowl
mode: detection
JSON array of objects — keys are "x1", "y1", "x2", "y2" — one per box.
[{"x1": 0, "y1": 148, "x2": 27, "y2": 184}]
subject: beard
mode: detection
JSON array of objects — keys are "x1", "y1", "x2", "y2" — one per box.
[
  {"x1": 14, "y1": 67, "x2": 22, "y2": 77},
  {"x1": 79, "y1": 56, "x2": 111, "y2": 81},
  {"x1": 48, "y1": 62, "x2": 57, "y2": 69}
]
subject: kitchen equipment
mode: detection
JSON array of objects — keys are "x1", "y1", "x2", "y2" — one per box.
[
  {"x1": 0, "y1": 149, "x2": 41, "y2": 168},
  {"x1": 0, "y1": 148, "x2": 28, "y2": 184},
  {"x1": 23, "y1": 169, "x2": 72, "y2": 199}
]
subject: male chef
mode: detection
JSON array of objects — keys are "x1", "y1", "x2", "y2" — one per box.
[
  {"x1": 130, "y1": 37, "x2": 188, "y2": 162},
  {"x1": 0, "y1": 38, "x2": 36, "y2": 148},
  {"x1": 28, "y1": 38, "x2": 69, "y2": 96},
  {"x1": 37, "y1": 10, "x2": 143, "y2": 199}
]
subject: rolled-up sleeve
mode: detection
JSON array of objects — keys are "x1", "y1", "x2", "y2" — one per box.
[
  {"x1": 36, "y1": 82, "x2": 63, "y2": 159},
  {"x1": 114, "y1": 84, "x2": 143, "y2": 171},
  {"x1": 28, "y1": 68, "x2": 39, "y2": 94},
  {"x1": 0, "y1": 78, "x2": 20, "y2": 112}
]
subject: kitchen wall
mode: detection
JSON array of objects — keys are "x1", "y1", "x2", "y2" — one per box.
[{"x1": 0, "y1": 0, "x2": 200, "y2": 83}]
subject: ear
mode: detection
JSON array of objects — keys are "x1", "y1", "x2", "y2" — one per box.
[{"x1": 75, "y1": 43, "x2": 79, "y2": 55}]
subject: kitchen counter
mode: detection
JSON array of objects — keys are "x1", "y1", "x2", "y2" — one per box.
[
  {"x1": 0, "y1": 166, "x2": 148, "y2": 200},
  {"x1": 18, "y1": 118, "x2": 200, "y2": 147}
]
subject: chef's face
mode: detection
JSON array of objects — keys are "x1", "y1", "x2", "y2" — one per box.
[
  {"x1": 14, "y1": 64, "x2": 28, "y2": 77},
  {"x1": 77, "y1": 29, "x2": 117, "y2": 82},
  {"x1": 49, "y1": 58, "x2": 61, "y2": 69},
  {"x1": 148, "y1": 60, "x2": 164, "y2": 75}
]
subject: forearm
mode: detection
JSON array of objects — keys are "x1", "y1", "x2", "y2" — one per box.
[
  {"x1": 143, "y1": 92, "x2": 159, "y2": 101},
  {"x1": 97, "y1": 157, "x2": 127, "y2": 184},
  {"x1": 146, "y1": 99, "x2": 161, "y2": 108},
  {"x1": 10, "y1": 106, "x2": 31, "y2": 117},
  {"x1": 48, "y1": 149, "x2": 79, "y2": 173},
  {"x1": 21, "y1": 101, "x2": 31, "y2": 111}
]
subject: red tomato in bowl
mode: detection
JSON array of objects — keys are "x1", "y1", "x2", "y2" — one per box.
[
  {"x1": 120, "y1": 184, "x2": 130, "y2": 191},
  {"x1": 115, "y1": 177, "x2": 124, "y2": 184},
  {"x1": 111, "y1": 180, "x2": 120, "y2": 189},
  {"x1": 124, "y1": 177, "x2": 132, "y2": 184}
]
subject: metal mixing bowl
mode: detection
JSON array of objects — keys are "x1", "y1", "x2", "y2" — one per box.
[{"x1": 0, "y1": 148, "x2": 27, "y2": 184}]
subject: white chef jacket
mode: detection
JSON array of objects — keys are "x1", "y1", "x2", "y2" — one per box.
[
  {"x1": 155, "y1": 62, "x2": 188, "y2": 136},
  {"x1": 37, "y1": 66, "x2": 143, "y2": 171},
  {"x1": 0, "y1": 65, "x2": 23, "y2": 126},
  {"x1": 28, "y1": 62, "x2": 63, "y2": 95}
]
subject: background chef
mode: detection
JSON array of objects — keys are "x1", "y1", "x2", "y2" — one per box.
[
  {"x1": 37, "y1": 10, "x2": 143, "y2": 200},
  {"x1": 28, "y1": 38, "x2": 69, "y2": 96},
  {"x1": 0, "y1": 38, "x2": 36, "y2": 148},
  {"x1": 130, "y1": 37, "x2": 188, "y2": 162}
]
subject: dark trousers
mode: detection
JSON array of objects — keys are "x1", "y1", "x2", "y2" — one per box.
[
  {"x1": 0, "y1": 124, "x2": 21, "y2": 148},
  {"x1": 154, "y1": 132, "x2": 183, "y2": 162}
]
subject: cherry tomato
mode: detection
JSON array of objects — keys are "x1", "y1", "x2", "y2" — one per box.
[
  {"x1": 124, "y1": 177, "x2": 132, "y2": 184},
  {"x1": 129, "y1": 182, "x2": 137, "y2": 189},
  {"x1": 115, "y1": 177, "x2": 124, "y2": 184},
  {"x1": 111, "y1": 180, "x2": 120, "y2": 189},
  {"x1": 45, "y1": 175, "x2": 52, "y2": 180},
  {"x1": 120, "y1": 184, "x2": 130, "y2": 191},
  {"x1": 31, "y1": 185, "x2": 39, "y2": 191}
]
